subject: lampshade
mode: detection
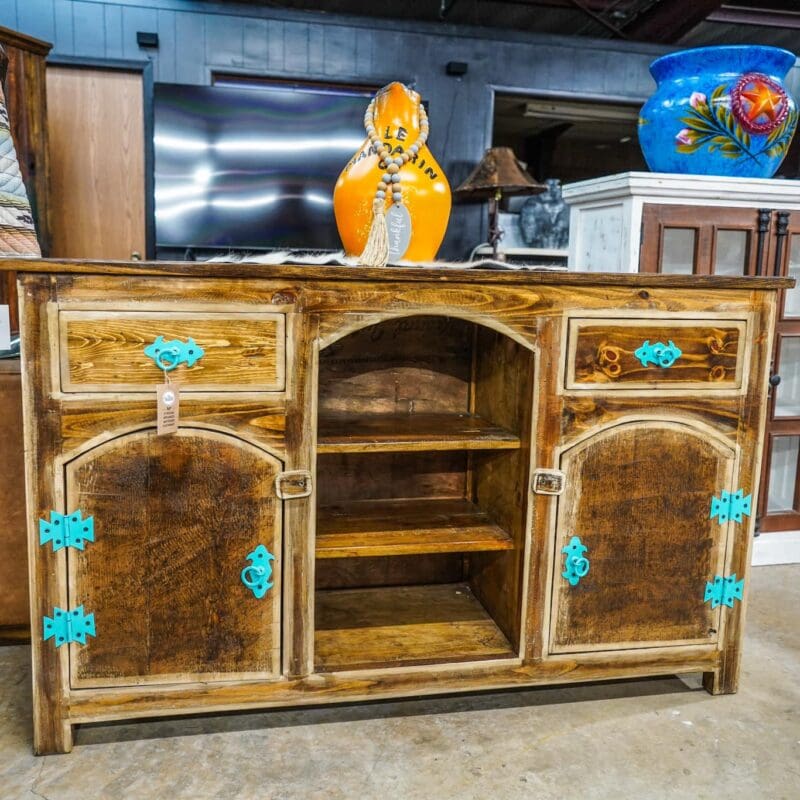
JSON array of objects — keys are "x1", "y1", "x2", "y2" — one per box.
[{"x1": 455, "y1": 147, "x2": 546, "y2": 199}]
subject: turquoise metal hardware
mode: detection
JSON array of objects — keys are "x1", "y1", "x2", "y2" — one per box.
[
  {"x1": 39, "y1": 510, "x2": 94, "y2": 552},
  {"x1": 241, "y1": 545, "x2": 275, "y2": 599},
  {"x1": 710, "y1": 489, "x2": 751, "y2": 524},
  {"x1": 634, "y1": 340, "x2": 682, "y2": 369},
  {"x1": 704, "y1": 574, "x2": 744, "y2": 609},
  {"x1": 144, "y1": 336, "x2": 204, "y2": 372},
  {"x1": 562, "y1": 536, "x2": 590, "y2": 586},
  {"x1": 43, "y1": 606, "x2": 96, "y2": 647}
]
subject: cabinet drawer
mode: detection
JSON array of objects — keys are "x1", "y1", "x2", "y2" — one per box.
[
  {"x1": 565, "y1": 318, "x2": 746, "y2": 391},
  {"x1": 59, "y1": 311, "x2": 286, "y2": 392}
]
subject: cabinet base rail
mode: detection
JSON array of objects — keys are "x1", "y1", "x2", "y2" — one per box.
[{"x1": 34, "y1": 650, "x2": 724, "y2": 754}]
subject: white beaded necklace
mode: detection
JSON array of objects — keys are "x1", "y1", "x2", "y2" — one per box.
[{"x1": 359, "y1": 96, "x2": 429, "y2": 266}]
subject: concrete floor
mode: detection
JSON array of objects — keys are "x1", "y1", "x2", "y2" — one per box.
[{"x1": 1, "y1": 565, "x2": 798, "y2": 800}]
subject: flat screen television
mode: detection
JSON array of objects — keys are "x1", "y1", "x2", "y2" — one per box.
[{"x1": 153, "y1": 81, "x2": 372, "y2": 254}]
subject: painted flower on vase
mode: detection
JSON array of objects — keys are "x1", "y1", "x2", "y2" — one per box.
[
  {"x1": 689, "y1": 92, "x2": 707, "y2": 109},
  {"x1": 675, "y1": 78, "x2": 797, "y2": 166}
]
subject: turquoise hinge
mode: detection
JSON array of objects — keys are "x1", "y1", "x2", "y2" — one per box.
[
  {"x1": 144, "y1": 336, "x2": 204, "y2": 372},
  {"x1": 43, "y1": 606, "x2": 96, "y2": 647},
  {"x1": 39, "y1": 510, "x2": 94, "y2": 552},
  {"x1": 562, "y1": 536, "x2": 590, "y2": 586},
  {"x1": 241, "y1": 545, "x2": 275, "y2": 599},
  {"x1": 710, "y1": 489, "x2": 752, "y2": 524},
  {"x1": 634, "y1": 340, "x2": 682, "y2": 368},
  {"x1": 704, "y1": 574, "x2": 744, "y2": 609}
]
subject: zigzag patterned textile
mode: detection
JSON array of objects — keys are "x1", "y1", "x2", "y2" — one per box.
[{"x1": 0, "y1": 81, "x2": 40, "y2": 255}]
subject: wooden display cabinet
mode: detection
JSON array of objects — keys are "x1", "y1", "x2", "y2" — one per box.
[{"x1": 3, "y1": 257, "x2": 787, "y2": 754}]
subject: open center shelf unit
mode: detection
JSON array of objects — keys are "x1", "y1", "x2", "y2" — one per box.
[{"x1": 314, "y1": 315, "x2": 535, "y2": 671}]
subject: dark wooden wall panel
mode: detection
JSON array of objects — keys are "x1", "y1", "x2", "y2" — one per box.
[
  {"x1": 17, "y1": 0, "x2": 55, "y2": 43},
  {"x1": 0, "y1": 0, "x2": 695, "y2": 258},
  {"x1": 103, "y1": 4, "x2": 124, "y2": 59}
]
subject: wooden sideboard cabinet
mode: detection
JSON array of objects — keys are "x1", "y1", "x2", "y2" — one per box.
[{"x1": 5, "y1": 258, "x2": 788, "y2": 754}]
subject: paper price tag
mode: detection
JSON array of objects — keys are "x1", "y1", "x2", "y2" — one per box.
[
  {"x1": 157, "y1": 383, "x2": 180, "y2": 435},
  {"x1": 0, "y1": 305, "x2": 9, "y2": 351}
]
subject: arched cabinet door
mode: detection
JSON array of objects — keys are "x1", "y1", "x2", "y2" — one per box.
[
  {"x1": 65, "y1": 428, "x2": 282, "y2": 687},
  {"x1": 549, "y1": 420, "x2": 736, "y2": 654}
]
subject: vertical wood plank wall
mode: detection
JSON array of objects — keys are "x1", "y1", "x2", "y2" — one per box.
[
  {"x1": 46, "y1": 66, "x2": 145, "y2": 259},
  {"x1": 0, "y1": 0, "x2": 671, "y2": 259}
]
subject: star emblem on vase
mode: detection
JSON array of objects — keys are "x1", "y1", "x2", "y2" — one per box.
[{"x1": 731, "y1": 73, "x2": 789, "y2": 134}]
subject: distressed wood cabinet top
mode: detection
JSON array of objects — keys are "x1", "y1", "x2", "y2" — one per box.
[{"x1": 0, "y1": 257, "x2": 792, "y2": 289}]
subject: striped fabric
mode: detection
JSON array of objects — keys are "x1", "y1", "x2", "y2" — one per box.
[{"x1": 0, "y1": 82, "x2": 40, "y2": 256}]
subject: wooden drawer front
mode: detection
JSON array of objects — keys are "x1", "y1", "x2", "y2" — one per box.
[
  {"x1": 60, "y1": 311, "x2": 285, "y2": 392},
  {"x1": 566, "y1": 318, "x2": 745, "y2": 391}
]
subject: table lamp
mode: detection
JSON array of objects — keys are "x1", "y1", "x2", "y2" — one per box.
[{"x1": 455, "y1": 146, "x2": 545, "y2": 260}]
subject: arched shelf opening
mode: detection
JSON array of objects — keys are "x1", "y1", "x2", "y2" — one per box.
[{"x1": 314, "y1": 314, "x2": 536, "y2": 672}]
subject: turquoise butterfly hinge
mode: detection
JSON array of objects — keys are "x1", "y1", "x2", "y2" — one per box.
[
  {"x1": 634, "y1": 340, "x2": 682, "y2": 369},
  {"x1": 241, "y1": 545, "x2": 275, "y2": 599},
  {"x1": 562, "y1": 536, "x2": 590, "y2": 586},
  {"x1": 710, "y1": 489, "x2": 751, "y2": 524},
  {"x1": 43, "y1": 606, "x2": 96, "y2": 647},
  {"x1": 144, "y1": 336, "x2": 205, "y2": 372},
  {"x1": 704, "y1": 574, "x2": 744, "y2": 609},
  {"x1": 39, "y1": 510, "x2": 94, "y2": 552}
]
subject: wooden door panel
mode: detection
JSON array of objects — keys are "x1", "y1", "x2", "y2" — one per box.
[
  {"x1": 66, "y1": 428, "x2": 282, "y2": 686},
  {"x1": 46, "y1": 66, "x2": 145, "y2": 259},
  {"x1": 550, "y1": 421, "x2": 734, "y2": 652}
]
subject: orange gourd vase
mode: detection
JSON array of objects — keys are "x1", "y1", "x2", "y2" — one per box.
[{"x1": 334, "y1": 83, "x2": 451, "y2": 263}]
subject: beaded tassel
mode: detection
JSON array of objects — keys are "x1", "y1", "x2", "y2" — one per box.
[
  {"x1": 359, "y1": 95, "x2": 428, "y2": 266},
  {"x1": 360, "y1": 197, "x2": 389, "y2": 267}
]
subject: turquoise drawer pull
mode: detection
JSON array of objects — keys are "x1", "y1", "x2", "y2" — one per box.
[
  {"x1": 562, "y1": 536, "x2": 590, "y2": 586},
  {"x1": 144, "y1": 336, "x2": 205, "y2": 372},
  {"x1": 634, "y1": 339, "x2": 682, "y2": 369},
  {"x1": 241, "y1": 545, "x2": 275, "y2": 599}
]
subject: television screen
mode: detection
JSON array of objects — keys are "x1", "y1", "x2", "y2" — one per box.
[{"x1": 153, "y1": 82, "x2": 372, "y2": 253}]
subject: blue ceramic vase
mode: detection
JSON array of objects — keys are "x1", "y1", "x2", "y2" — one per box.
[{"x1": 638, "y1": 45, "x2": 798, "y2": 178}]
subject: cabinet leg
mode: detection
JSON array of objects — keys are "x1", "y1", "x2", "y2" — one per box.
[
  {"x1": 702, "y1": 664, "x2": 739, "y2": 696},
  {"x1": 33, "y1": 712, "x2": 73, "y2": 755}
]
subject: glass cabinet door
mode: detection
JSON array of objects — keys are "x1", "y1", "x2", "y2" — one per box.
[
  {"x1": 760, "y1": 218, "x2": 800, "y2": 532},
  {"x1": 640, "y1": 204, "x2": 760, "y2": 276}
]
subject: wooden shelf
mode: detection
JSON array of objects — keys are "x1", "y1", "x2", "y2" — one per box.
[
  {"x1": 315, "y1": 583, "x2": 515, "y2": 672},
  {"x1": 317, "y1": 412, "x2": 520, "y2": 453},
  {"x1": 316, "y1": 498, "x2": 514, "y2": 559}
]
